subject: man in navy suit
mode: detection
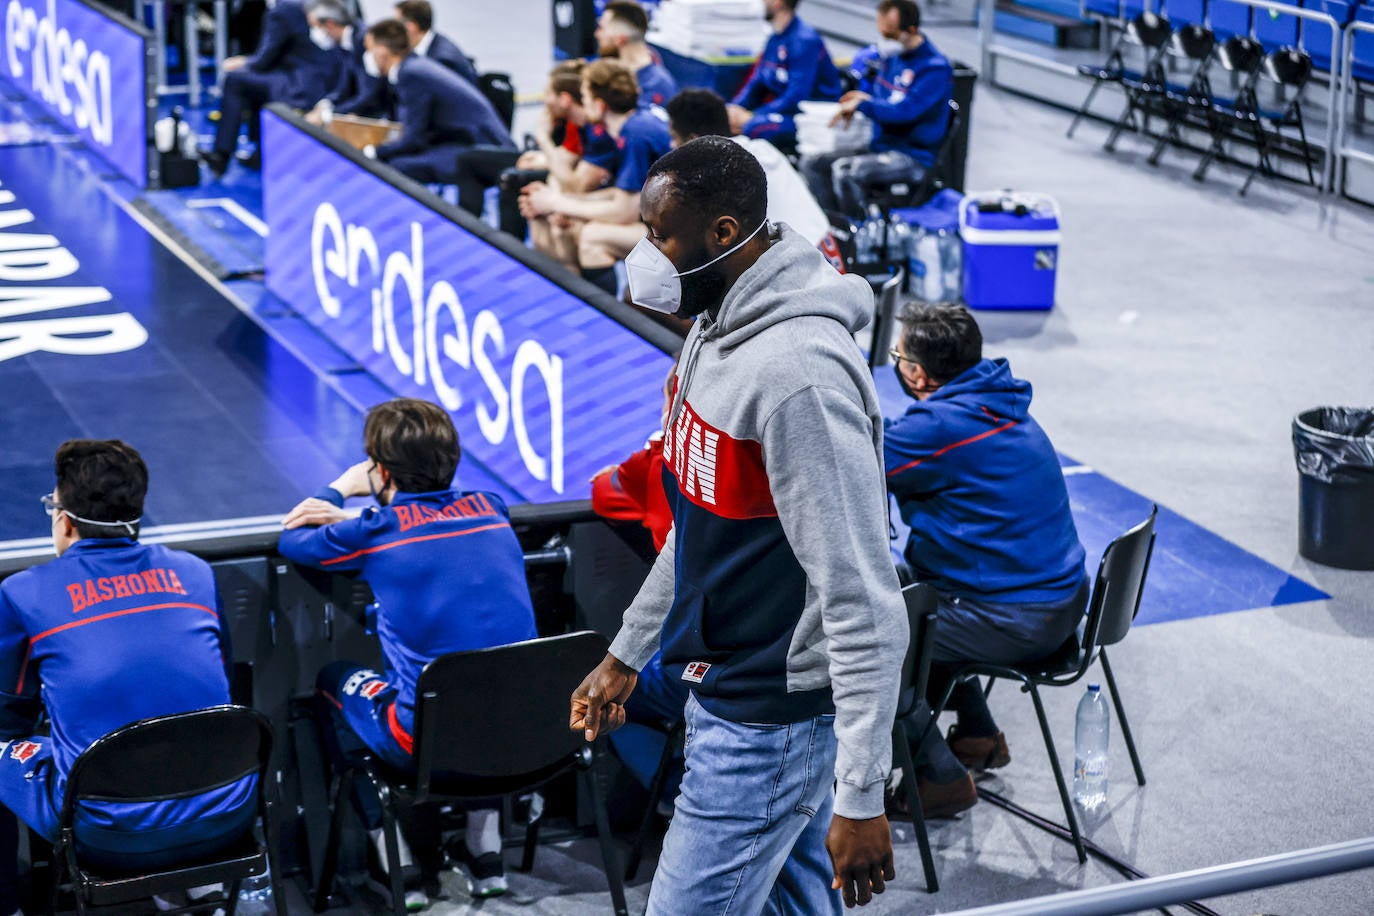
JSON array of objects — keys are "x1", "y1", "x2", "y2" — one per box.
[
  {"x1": 394, "y1": 0, "x2": 478, "y2": 86},
  {"x1": 205, "y1": 0, "x2": 342, "y2": 175},
  {"x1": 363, "y1": 19, "x2": 514, "y2": 184},
  {"x1": 306, "y1": 0, "x2": 389, "y2": 122}
]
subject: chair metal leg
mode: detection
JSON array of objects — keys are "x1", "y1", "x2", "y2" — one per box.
[
  {"x1": 1025, "y1": 682, "x2": 1086, "y2": 864},
  {"x1": 583, "y1": 745, "x2": 630, "y2": 916},
  {"x1": 263, "y1": 801, "x2": 289, "y2": 916},
  {"x1": 47, "y1": 839, "x2": 66, "y2": 916},
  {"x1": 1294, "y1": 109, "x2": 1316, "y2": 187},
  {"x1": 374, "y1": 782, "x2": 408, "y2": 916},
  {"x1": 1240, "y1": 122, "x2": 1269, "y2": 196},
  {"x1": 519, "y1": 796, "x2": 541, "y2": 873},
  {"x1": 1103, "y1": 99, "x2": 1139, "y2": 152},
  {"x1": 1099, "y1": 650, "x2": 1146, "y2": 786},
  {"x1": 1068, "y1": 80, "x2": 1107, "y2": 138},
  {"x1": 625, "y1": 722, "x2": 682, "y2": 881},
  {"x1": 892, "y1": 724, "x2": 939, "y2": 893},
  {"x1": 312, "y1": 773, "x2": 351, "y2": 912}
]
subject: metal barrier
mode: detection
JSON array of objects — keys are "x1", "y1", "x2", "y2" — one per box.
[
  {"x1": 1334, "y1": 18, "x2": 1374, "y2": 193},
  {"x1": 140, "y1": 0, "x2": 228, "y2": 106},
  {"x1": 948, "y1": 835, "x2": 1374, "y2": 916},
  {"x1": 980, "y1": 0, "x2": 1343, "y2": 191}
]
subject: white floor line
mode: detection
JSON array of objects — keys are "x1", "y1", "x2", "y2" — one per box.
[{"x1": 187, "y1": 196, "x2": 270, "y2": 237}]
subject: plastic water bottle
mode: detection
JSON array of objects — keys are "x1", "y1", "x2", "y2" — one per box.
[
  {"x1": 1073, "y1": 684, "x2": 1110, "y2": 812},
  {"x1": 909, "y1": 230, "x2": 942, "y2": 302},
  {"x1": 936, "y1": 227, "x2": 962, "y2": 302},
  {"x1": 237, "y1": 866, "x2": 274, "y2": 915},
  {"x1": 885, "y1": 216, "x2": 912, "y2": 272}
]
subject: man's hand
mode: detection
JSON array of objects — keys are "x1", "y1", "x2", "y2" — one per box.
[
  {"x1": 831, "y1": 91, "x2": 871, "y2": 127},
  {"x1": 826, "y1": 814, "x2": 895, "y2": 908},
  {"x1": 520, "y1": 181, "x2": 560, "y2": 218},
  {"x1": 726, "y1": 104, "x2": 752, "y2": 135},
  {"x1": 569, "y1": 654, "x2": 638, "y2": 741},
  {"x1": 282, "y1": 498, "x2": 357, "y2": 530},
  {"x1": 329, "y1": 460, "x2": 374, "y2": 499},
  {"x1": 222, "y1": 55, "x2": 247, "y2": 72}
]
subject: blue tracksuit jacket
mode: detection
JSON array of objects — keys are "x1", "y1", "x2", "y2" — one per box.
[
  {"x1": 856, "y1": 38, "x2": 954, "y2": 165},
  {"x1": 885, "y1": 358, "x2": 1087, "y2": 602},
  {"x1": 277, "y1": 487, "x2": 537, "y2": 739},
  {"x1": 731, "y1": 16, "x2": 842, "y2": 138},
  {"x1": 0, "y1": 538, "x2": 252, "y2": 831}
]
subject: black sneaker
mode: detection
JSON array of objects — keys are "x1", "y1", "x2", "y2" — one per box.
[
  {"x1": 198, "y1": 149, "x2": 229, "y2": 178},
  {"x1": 447, "y1": 840, "x2": 507, "y2": 898}
]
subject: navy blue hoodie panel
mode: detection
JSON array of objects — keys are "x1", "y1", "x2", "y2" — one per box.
[{"x1": 656, "y1": 465, "x2": 834, "y2": 724}]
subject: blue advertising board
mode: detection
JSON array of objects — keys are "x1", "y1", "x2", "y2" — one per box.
[
  {"x1": 0, "y1": 0, "x2": 151, "y2": 186},
  {"x1": 261, "y1": 107, "x2": 680, "y2": 504}
]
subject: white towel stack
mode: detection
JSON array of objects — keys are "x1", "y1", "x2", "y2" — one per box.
[
  {"x1": 648, "y1": 0, "x2": 768, "y2": 59},
  {"x1": 795, "y1": 101, "x2": 871, "y2": 157}
]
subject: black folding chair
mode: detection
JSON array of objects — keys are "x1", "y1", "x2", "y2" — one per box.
[
  {"x1": 933, "y1": 507, "x2": 1157, "y2": 864},
  {"x1": 311, "y1": 631, "x2": 628, "y2": 916},
  {"x1": 1068, "y1": 12, "x2": 1174, "y2": 139},
  {"x1": 1147, "y1": 24, "x2": 1218, "y2": 166},
  {"x1": 50, "y1": 706, "x2": 283, "y2": 916},
  {"x1": 1103, "y1": 15, "x2": 1175, "y2": 152},
  {"x1": 478, "y1": 72, "x2": 516, "y2": 131},
  {"x1": 1191, "y1": 36, "x2": 1266, "y2": 182},
  {"x1": 889, "y1": 582, "x2": 941, "y2": 893},
  {"x1": 1233, "y1": 47, "x2": 1317, "y2": 194}
]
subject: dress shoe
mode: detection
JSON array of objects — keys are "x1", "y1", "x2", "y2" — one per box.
[
  {"x1": 948, "y1": 728, "x2": 1011, "y2": 772},
  {"x1": 235, "y1": 148, "x2": 262, "y2": 171},
  {"x1": 198, "y1": 149, "x2": 229, "y2": 178},
  {"x1": 885, "y1": 771, "x2": 978, "y2": 819}
]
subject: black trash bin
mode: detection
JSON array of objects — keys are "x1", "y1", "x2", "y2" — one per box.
[{"x1": 1293, "y1": 407, "x2": 1374, "y2": 570}]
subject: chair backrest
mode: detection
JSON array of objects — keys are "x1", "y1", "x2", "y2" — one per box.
[
  {"x1": 1253, "y1": 5, "x2": 1300, "y2": 52},
  {"x1": 1172, "y1": 23, "x2": 1218, "y2": 62},
  {"x1": 478, "y1": 72, "x2": 516, "y2": 130},
  {"x1": 1129, "y1": 12, "x2": 1175, "y2": 50},
  {"x1": 1207, "y1": 0, "x2": 1253, "y2": 40},
  {"x1": 411, "y1": 630, "x2": 610, "y2": 785},
  {"x1": 896, "y1": 583, "x2": 939, "y2": 719},
  {"x1": 1080, "y1": 507, "x2": 1158, "y2": 662},
  {"x1": 1215, "y1": 34, "x2": 1266, "y2": 75},
  {"x1": 62, "y1": 706, "x2": 271, "y2": 824},
  {"x1": 1261, "y1": 46, "x2": 1313, "y2": 88}
]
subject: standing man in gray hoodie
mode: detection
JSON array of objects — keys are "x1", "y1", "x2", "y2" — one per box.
[{"x1": 570, "y1": 136, "x2": 907, "y2": 912}]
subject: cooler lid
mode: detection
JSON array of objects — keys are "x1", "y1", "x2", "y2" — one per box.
[{"x1": 961, "y1": 191, "x2": 1060, "y2": 233}]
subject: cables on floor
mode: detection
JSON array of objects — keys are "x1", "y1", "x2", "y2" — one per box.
[{"x1": 976, "y1": 786, "x2": 1225, "y2": 916}]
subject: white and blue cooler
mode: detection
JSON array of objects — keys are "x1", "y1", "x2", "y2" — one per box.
[{"x1": 959, "y1": 192, "x2": 1061, "y2": 311}]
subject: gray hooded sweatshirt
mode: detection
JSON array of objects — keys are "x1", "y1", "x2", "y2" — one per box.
[{"x1": 608, "y1": 223, "x2": 908, "y2": 820}]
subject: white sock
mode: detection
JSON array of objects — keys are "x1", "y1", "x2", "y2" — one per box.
[
  {"x1": 370, "y1": 827, "x2": 414, "y2": 873},
  {"x1": 465, "y1": 808, "x2": 502, "y2": 857}
]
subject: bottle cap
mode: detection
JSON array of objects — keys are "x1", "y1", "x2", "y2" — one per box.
[{"x1": 1088, "y1": 683, "x2": 1100, "y2": 692}]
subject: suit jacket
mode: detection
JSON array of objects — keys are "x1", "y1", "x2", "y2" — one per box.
[
  {"x1": 327, "y1": 22, "x2": 390, "y2": 117},
  {"x1": 376, "y1": 54, "x2": 514, "y2": 160},
  {"x1": 423, "y1": 31, "x2": 479, "y2": 86},
  {"x1": 245, "y1": 0, "x2": 341, "y2": 109}
]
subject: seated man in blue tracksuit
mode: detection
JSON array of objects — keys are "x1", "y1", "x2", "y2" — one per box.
[
  {"x1": 596, "y1": 0, "x2": 678, "y2": 108},
  {"x1": 205, "y1": 0, "x2": 341, "y2": 175},
  {"x1": 362, "y1": 19, "x2": 515, "y2": 185},
  {"x1": 885, "y1": 304, "x2": 1089, "y2": 818},
  {"x1": 0, "y1": 440, "x2": 255, "y2": 915},
  {"x1": 727, "y1": 0, "x2": 842, "y2": 148},
  {"x1": 396, "y1": 0, "x2": 480, "y2": 86},
  {"x1": 306, "y1": 0, "x2": 390, "y2": 122},
  {"x1": 799, "y1": 0, "x2": 953, "y2": 215},
  {"x1": 279, "y1": 398, "x2": 536, "y2": 905}
]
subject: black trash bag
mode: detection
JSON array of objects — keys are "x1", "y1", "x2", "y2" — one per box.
[{"x1": 1292, "y1": 407, "x2": 1374, "y2": 485}]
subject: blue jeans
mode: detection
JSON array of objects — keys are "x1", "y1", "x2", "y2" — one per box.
[{"x1": 646, "y1": 694, "x2": 842, "y2": 916}]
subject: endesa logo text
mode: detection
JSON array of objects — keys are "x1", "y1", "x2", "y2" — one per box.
[
  {"x1": 310, "y1": 203, "x2": 566, "y2": 493},
  {"x1": 5, "y1": 0, "x2": 113, "y2": 147}
]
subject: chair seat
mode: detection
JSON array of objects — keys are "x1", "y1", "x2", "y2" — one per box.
[
  {"x1": 79, "y1": 834, "x2": 265, "y2": 907},
  {"x1": 1078, "y1": 64, "x2": 1126, "y2": 80}
]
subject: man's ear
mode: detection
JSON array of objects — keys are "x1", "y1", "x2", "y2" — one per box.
[
  {"x1": 711, "y1": 214, "x2": 741, "y2": 249},
  {"x1": 57, "y1": 512, "x2": 77, "y2": 540}
]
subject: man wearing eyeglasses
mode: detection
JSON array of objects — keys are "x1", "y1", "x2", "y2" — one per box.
[
  {"x1": 0, "y1": 440, "x2": 254, "y2": 916},
  {"x1": 885, "y1": 303, "x2": 1088, "y2": 816}
]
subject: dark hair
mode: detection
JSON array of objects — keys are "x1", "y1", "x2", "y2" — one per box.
[
  {"x1": 646, "y1": 136, "x2": 767, "y2": 232},
  {"x1": 549, "y1": 58, "x2": 585, "y2": 98},
  {"x1": 878, "y1": 0, "x2": 921, "y2": 31},
  {"x1": 780, "y1": 0, "x2": 800, "y2": 10},
  {"x1": 898, "y1": 302, "x2": 982, "y2": 384},
  {"x1": 666, "y1": 88, "x2": 730, "y2": 142},
  {"x1": 604, "y1": 0, "x2": 649, "y2": 37},
  {"x1": 367, "y1": 19, "x2": 411, "y2": 56},
  {"x1": 393, "y1": 0, "x2": 432, "y2": 32},
  {"x1": 364, "y1": 399, "x2": 461, "y2": 493},
  {"x1": 55, "y1": 440, "x2": 147, "y2": 540},
  {"x1": 583, "y1": 58, "x2": 639, "y2": 114}
]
